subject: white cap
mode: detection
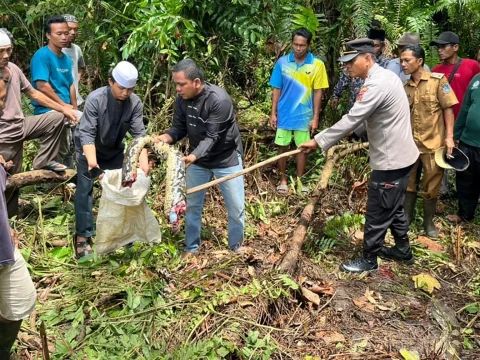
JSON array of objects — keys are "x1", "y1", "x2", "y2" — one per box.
[
  {"x1": 0, "y1": 31, "x2": 11, "y2": 47},
  {"x1": 111, "y1": 61, "x2": 138, "y2": 88}
]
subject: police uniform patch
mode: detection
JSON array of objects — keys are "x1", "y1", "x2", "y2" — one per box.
[
  {"x1": 442, "y1": 84, "x2": 451, "y2": 94},
  {"x1": 472, "y1": 80, "x2": 480, "y2": 89},
  {"x1": 356, "y1": 87, "x2": 368, "y2": 101}
]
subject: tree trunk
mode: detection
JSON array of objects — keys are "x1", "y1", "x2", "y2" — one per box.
[
  {"x1": 277, "y1": 142, "x2": 369, "y2": 274},
  {"x1": 6, "y1": 170, "x2": 76, "y2": 190}
]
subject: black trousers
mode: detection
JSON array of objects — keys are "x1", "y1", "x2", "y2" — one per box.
[
  {"x1": 363, "y1": 164, "x2": 413, "y2": 258},
  {"x1": 456, "y1": 141, "x2": 480, "y2": 221}
]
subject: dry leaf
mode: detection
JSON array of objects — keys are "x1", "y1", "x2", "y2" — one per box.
[
  {"x1": 412, "y1": 273, "x2": 441, "y2": 294},
  {"x1": 416, "y1": 236, "x2": 445, "y2": 253},
  {"x1": 298, "y1": 275, "x2": 307, "y2": 286},
  {"x1": 266, "y1": 253, "x2": 281, "y2": 264},
  {"x1": 301, "y1": 287, "x2": 320, "y2": 306},
  {"x1": 212, "y1": 250, "x2": 230, "y2": 257},
  {"x1": 364, "y1": 288, "x2": 376, "y2": 304},
  {"x1": 400, "y1": 348, "x2": 420, "y2": 360},
  {"x1": 353, "y1": 296, "x2": 375, "y2": 313},
  {"x1": 238, "y1": 300, "x2": 255, "y2": 307},
  {"x1": 352, "y1": 180, "x2": 367, "y2": 190},
  {"x1": 309, "y1": 283, "x2": 335, "y2": 296},
  {"x1": 247, "y1": 266, "x2": 255, "y2": 277},
  {"x1": 467, "y1": 241, "x2": 480, "y2": 249},
  {"x1": 354, "y1": 229, "x2": 364, "y2": 241},
  {"x1": 315, "y1": 331, "x2": 345, "y2": 345},
  {"x1": 376, "y1": 302, "x2": 395, "y2": 311}
]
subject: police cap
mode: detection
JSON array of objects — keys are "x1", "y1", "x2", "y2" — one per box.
[{"x1": 338, "y1": 38, "x2": 375, "y2": 62}]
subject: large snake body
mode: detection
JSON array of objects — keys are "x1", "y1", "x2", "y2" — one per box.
[{"x1": 122, "y1": 136, "x2": 186, "y2": 229}]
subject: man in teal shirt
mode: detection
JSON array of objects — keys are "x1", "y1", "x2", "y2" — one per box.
[
  {"x1": 30, "y1": 15, "x2": 76, "y2": 114},
  {"x1": 447, "y1": 74, "x2": 480, "y2": 223},
  {"x1": 31, "y1": 15, "x2": 78, "y2": 168},
  {"x1": 269, "y1": 28, "x2": 329, "y2": 195}
]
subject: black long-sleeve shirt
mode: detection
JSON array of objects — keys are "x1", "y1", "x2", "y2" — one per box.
[
  {"x1": 166, "y1": 82, "x2": 243, "y2": 168},
  {"x1": 75, "y1": 86, "x2": 146, "y2": 160}
]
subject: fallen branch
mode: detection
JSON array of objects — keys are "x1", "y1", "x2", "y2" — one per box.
[
  {"x1": 6, "y1": 170, "x2": 76, "y2": 190},
  {"x1": 277, "y1": 142, "x2": 369, "y2": 273},
  {"x1": 456, "y1": 226, "x2": 462, "y2": 267},
  {"x1": 187, "y1": 149, "x2": 302, "y2": 195}
]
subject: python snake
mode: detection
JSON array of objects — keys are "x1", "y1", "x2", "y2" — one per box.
[{"x1": 122, "y1": 136, "x2": 186, "y2": 230}]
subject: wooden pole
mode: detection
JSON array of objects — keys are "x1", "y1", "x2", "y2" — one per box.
[
  {"x1": 456, "y1": 226, "x2": 462, "y2": 267},
  {"x1": 6, "y1": 169, "x2": 76, "y2": 190},
  {"x1": 186, "y1": 149, "x2": 302, "y2": 195},
  {"x1": 278, "y1": 142, "x2": 369, "y2": 273}
]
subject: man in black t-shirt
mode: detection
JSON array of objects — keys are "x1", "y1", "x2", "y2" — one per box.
[{"x1": 155, "y1": 59, "x2": 249, "y2": 259}]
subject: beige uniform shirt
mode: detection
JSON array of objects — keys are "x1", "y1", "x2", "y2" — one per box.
[
  {"x1": 315, "y1": 64, "x2": 419, "y2": 170},
  {"x1": 404, "y1": 71, "x2": 459, "y2": 153}
]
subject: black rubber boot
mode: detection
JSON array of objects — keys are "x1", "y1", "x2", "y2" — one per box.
[
  {"x1": 403, "y1": 192, "x2": 417, "y2": 225},
  {"x1": 423, "y1": 199, "x2": 439, "y2": 238},
  {"x1": 379, "y1": 246, "x2": 414, "y2": 265},
  {"x1": 0, "y1": 320, "x2": 22, "y2": 359},
  {"x1": 340, "y1": 256, "x2": 378, "y2": 273}
]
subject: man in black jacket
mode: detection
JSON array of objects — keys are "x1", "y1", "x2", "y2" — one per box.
[{"x1": 156, "y1": 59, "x2": 248, "y2": 259}]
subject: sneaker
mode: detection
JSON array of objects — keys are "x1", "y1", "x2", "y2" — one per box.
[
  {"x1": 379, "y1": 246, "x2": 414, "y2": 265},
  {"x1": 340, "y1": 257, "x2": 378, "y2": 273}
]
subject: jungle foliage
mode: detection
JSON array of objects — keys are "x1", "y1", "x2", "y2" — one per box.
[{"x1": 2, "y1": 0, "x2": 480, "y2": 123}]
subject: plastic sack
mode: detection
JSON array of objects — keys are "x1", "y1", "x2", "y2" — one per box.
[{"x1": 95, "y1": 168, "x2": 161, "y2": 254}]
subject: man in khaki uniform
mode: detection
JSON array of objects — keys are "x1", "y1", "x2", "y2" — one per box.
[{"x1": 400, "y1": 44, "x2": 458, "y2": 238}]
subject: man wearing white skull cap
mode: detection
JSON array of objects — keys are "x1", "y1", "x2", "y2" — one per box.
[{"x1": 73, "y1": 61, "x2": 149, "y2": 258}]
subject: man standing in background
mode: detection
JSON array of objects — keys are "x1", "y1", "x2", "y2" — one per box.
[
  {"x1": 62, "y1": 14, "x2": 85, "y2": 107},
  {"x1": 269, "y1": 28, "x2": 329, "y2": 195},
  {"x1": 0, "y1": 29, "x2": 77, "y2": 218},
  {"x1": 387, "y1": 33, "x2": 431, "y2": 81},
  {"x1": 331, "y1": 28, "x2": 389, "y2": 112},
  {"x1": 61, "y1": 14, "x2": 86, "y2": 168},
  {"x1": 430, "y1": 31, "x2": 480, "y2": 197},
  {"x1": 30, "y1": 15, "x2": 78, "y2": 168}
]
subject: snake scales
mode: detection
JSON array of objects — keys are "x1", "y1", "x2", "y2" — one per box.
[{"x1": 122, "y1": 136, "x2": 186, "y2": 228}]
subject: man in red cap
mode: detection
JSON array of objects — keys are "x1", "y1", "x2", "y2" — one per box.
[
  {"x1": 430, "y1": 31, "x2": 480, "y2": 197},
  {"x1": 430, "y1": 31, "x2": 479, "y2": 119}
]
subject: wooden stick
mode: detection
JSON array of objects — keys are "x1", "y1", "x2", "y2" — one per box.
[
  {"x1": 186, "y1": 149, "x2": 302, "y2": 195},
  {"x1": 40, "y1": 321, "x2": 50, "y2": 360},
  {"x1": 278, "y1": 142, "x2": 369, "y2": 273},
  {"x1": 456, "y1": 226, "x2": 462, "y2": 267},
  {"x1": 6, "y1": 169, "x2": 76, "y2": 190}
]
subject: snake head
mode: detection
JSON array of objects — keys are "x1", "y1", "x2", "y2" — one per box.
[{"x1": 121, "y1": 173, "x2": 137, "y2": 188}]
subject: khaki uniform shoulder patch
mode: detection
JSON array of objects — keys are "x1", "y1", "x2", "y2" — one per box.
[{"x1": 430, "y1": 72, "x2": 444, "y2": 79}]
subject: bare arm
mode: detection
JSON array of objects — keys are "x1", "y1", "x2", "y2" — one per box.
[
  {"x1": 25, "y1": 88, "x2": 78, "y2": 124},
  {"x1": 78, "y1": 66, "x2": 85, "y2": 82},
  {"x1": 82, "y1": 144, "x2": 98, "y2": 170},
  {"x1": 444, "y1": 107, "x2": 455, "y2": 155},
  {"x1": 310, "y1": 89, "x2": 322, "y2": 133},
  {"x1": 35, "y1": 80, "x2": 71, "y2": 107},
  {"x1": 70, "y1": 84, "x2": 78, "y2": 109},
  {"x1": 270, "y1": 88, "x2": 281, "y2": 129}
]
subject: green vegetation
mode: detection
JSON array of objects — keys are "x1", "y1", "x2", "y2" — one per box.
[{"x1": 2, "y1": 0, "x2": 480, "y2": 358}]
